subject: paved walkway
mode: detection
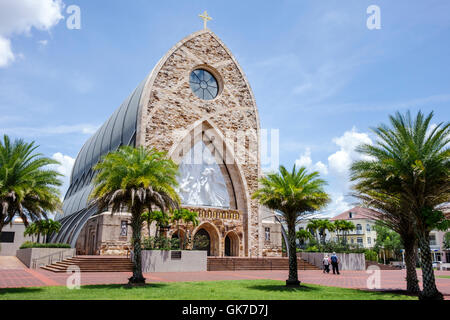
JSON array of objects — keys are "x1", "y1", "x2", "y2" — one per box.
[
  {"x1": 0, "y1": 256, "x2": 26, "y2": 270},
  {"x1": 0, "y1": 257, "x2": 449, "y2": 298}
]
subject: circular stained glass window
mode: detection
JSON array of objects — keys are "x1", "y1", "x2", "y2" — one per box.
[{"x1": 190, "y1": 69, "x2": 219, "y2": 100}]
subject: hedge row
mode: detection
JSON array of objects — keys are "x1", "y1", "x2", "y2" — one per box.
[{"x1": 19, "y1": 241, "x2": 71, "y2": 249}]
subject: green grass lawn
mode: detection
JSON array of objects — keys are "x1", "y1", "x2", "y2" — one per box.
[
  {"x1": 436, "y1": 275, "x2": 450, "y2": 279},
  {"x1": 0, "y1": 280, "x2": 416, "y2": 300}
]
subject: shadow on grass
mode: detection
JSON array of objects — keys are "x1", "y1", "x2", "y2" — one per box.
[
  {"x1": 79, "y1": 283, "x2": 168, "y2": 290},
  {"x1": 247, "y1": 284, "x2": 319, "y2": 293},
  {"x1": 357, "y1": 288, "x2": 419, "y2": 299},
  {"x1": 0, "y1": 287, "x2": 44, "y2": 295}
]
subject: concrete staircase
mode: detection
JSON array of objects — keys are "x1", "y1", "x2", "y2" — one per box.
[
  {"x1": 40, "y1": 256, "x2": 133, "y2": 273},
  {"x1": 207, "y1": 257, "x2": 319, "y2": 271}
]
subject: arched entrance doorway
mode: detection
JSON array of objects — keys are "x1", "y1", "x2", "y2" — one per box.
[
  {"x1": 192, "y1": 222, "x2": 221, "y2": 256},
  {"x1": 193, "y1": 228, "x2": 211, "y2": 256},
  {"x1": 224, "y1": 232, "x2": 239, "y2": 256}
]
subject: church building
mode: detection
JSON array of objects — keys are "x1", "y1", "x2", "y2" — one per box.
[{"x1": 51, "y1": 16, "x2": 282, "y2": 258}]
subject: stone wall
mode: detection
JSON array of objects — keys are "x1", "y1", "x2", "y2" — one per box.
[
  {"x1": 299, "y1": 252, "x2": 366, "y2": 271},
  {"x1": 16, "y1": 248, "x2": 75, "y2": 268},
  {"x1": 139, "y1": 250, "x2": 207, "y2": 272}
]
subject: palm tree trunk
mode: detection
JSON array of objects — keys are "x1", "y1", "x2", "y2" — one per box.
[
  {"x1": 286, "y1": 220, "x2": 300, "y2": 286},
  {"x1": 128, "y1": 209, "x2": 146, "y2": 285},
  {"x1": 417, "y1": 231, "x2": 442, "y2": 300},
  {"x1": 403, "y1": 238, "x2": 420, "y2": 294}
]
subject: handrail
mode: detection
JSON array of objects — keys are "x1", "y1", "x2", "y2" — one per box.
[{"x1": 32, "y1": 249, "x2": 75, "y2": 269}]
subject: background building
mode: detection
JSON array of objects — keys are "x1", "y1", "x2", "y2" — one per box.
[
  {"x1": 0, "y1": 218, "x2": 32, "y2": 256},
  {"x1": 330, "y1": 207, "x2": 378, "y2": 249}
]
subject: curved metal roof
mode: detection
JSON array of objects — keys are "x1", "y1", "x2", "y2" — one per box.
[{"x1": 57, "y1": 76, "x2": 148, "y2": 221}]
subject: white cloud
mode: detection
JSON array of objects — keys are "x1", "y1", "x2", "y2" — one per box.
[
  {"x1": 322, "y1": 192, "x2": 353, "y2": 218},
  {"x1": 38, "y1": 39, "x2": 48, "y2": 47},
  {"x1": 51, "y1": 152, "x2": 75, "y2": 198},
  {"x1": 0, "y1": 0, "x2": 64, "y2": 67},
  {"x1": 328, "y1": 127, "x2": 373, "y2": 177},
  {"x1": 293, "y1": 128, "x2": 374, "y2": 218},
  {"x1": 313, "y1": 161, "x2": 328, "y2": 176},
  {"x1": 295, "y1": 148, "x2": 329, "y2": 176},
  {"x1": 0, "y1": 36, "x2": 14, "y2": 67}
]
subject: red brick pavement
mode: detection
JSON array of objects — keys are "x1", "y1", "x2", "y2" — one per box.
[{"x1": 1, "y1": 268, "x2": 449, "y2": 299}]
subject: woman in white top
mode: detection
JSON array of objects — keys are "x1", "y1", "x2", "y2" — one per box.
[{"x1": 323, "y1": 255, "x2": 330, "y2": 273}]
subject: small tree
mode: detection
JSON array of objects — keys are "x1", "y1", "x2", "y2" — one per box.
[
  {"x1": 0, "y1": 135, "x2": 62, "y2": 233},
  {"x1": 253, "y1": 165, "x2": 330, "y2": 286},
  {"x1": 182, "y1": 209, "x2": 200, "y2": 249},
  {"x1": 337, "y1": 221, "x2": 355, "y2": 245},
  {"x1": 444, "y1": 232, "x2": 450, "y2": 250},
  {"x1": 306, "y1": 220, "x2": 321, "y2": 244},
  {"x1": 317, "y1": 219, "x2": 335, "y2": 244},
  {"x1": 23, "y1": 219, "x2": 61, "y2": 244},
  {"x1": 90, "y1": 146, "x2": 179, "y2": 286},
  {"x1": 373, "y1": 222, "x2": 403, "y2": 260},
  {"x1": 296, "y1": 229, "x2": 313, "y2": 247}
]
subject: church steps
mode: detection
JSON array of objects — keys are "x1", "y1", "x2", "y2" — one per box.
[
  {"x1": 207, "y1": 257, "x2": 319, "y2": 271},
  {"x1": 40, "y1": 256, "x2": 133, "y2": 273}
]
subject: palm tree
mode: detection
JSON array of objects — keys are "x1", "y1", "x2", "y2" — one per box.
[
  {"x1": 296, "y1": 229, "x2": 313, "y2": 246},
  {"x1": 90, "y1": 146, "x2": 180, "y2": 285},
  {"x1": 333, "y1": 220, "x2": 355, "y2": 244},
  {"x1": 317, "y1": 219, "x2": 335, "y2": 244},
  {"x1": 332, "y1": 220, "x2": 344, "y2": 243},
  {"x1": 24, "y1": 223, "x2": 38, "y2": 242},
  {"x1": 148, "y1": 210, "x2": 170, "y2": 237},
  {"x1": 306, "y1": 220, "x2": 321, "y2": 244},
  {"x1": 253, "y1": 165, "x2": 330, "y2": 286},
  {"x1": 350, "y1": 111, "x2": 449, "y2": 300},
  {"x1": 351, "y1": 190, "x2": 421, "y2": 293},
  {"x1": 42, "y1": 219, "x2": 61, "y2": 243},
  {"x1": 182, "y1": 209, "x2": 200, "y2": 249},
  {"x1": 0, "y1": 135, "x2": 62, "y2": 232},
  {"x1": 170, "y1": 208, "x2": 198, "y2": 249},
  {"x1": 341, "y1": 221, "x2": 355, "y2": 245}
]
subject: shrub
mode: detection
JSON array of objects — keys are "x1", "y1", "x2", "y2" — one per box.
[
  {"x1": 19, "y1": 241, "x2": 71, "y2": 249},
  {"x1": 142, "y1": 237, "x2": 180, "y2": 251},
  {"x1": 365, "y1": 249, "x2": 378, "y2": 262},
  {"x1": 306, "y1": 245, "x2": 319, "y2": 252}
]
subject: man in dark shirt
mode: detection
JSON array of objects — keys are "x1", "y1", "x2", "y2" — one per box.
[{"x1": 330, "y1": 252, "x2": 340, "y2": 275}]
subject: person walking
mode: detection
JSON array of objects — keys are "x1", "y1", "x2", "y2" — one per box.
[
  {"x1": 330, "y1": 252, "x2": 340, "y2": 275},
  {"x1": 323, "y1": 254, "x2": 330, "y2": 274}
]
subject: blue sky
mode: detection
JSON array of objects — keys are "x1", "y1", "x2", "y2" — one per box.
[{"x1": 0, "y1": 0, "x2": 449, "y2": 217}]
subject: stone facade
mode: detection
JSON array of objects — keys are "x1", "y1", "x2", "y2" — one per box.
[{"x1": 76, "y1": 212, "x2": 133, "y2": 256}]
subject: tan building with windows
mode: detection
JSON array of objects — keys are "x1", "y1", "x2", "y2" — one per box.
[{"x1": 330, "y1": 207, "x2": 378, "y2": 248}]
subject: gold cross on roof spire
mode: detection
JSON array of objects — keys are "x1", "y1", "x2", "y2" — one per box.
[{"x1": 199, "y1": 11, "x2": 212, "y2": 30}]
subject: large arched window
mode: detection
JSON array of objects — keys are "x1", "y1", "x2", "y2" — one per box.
[{"x1": 176, "y1": 141, "x2": 230, "y2": 208}]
